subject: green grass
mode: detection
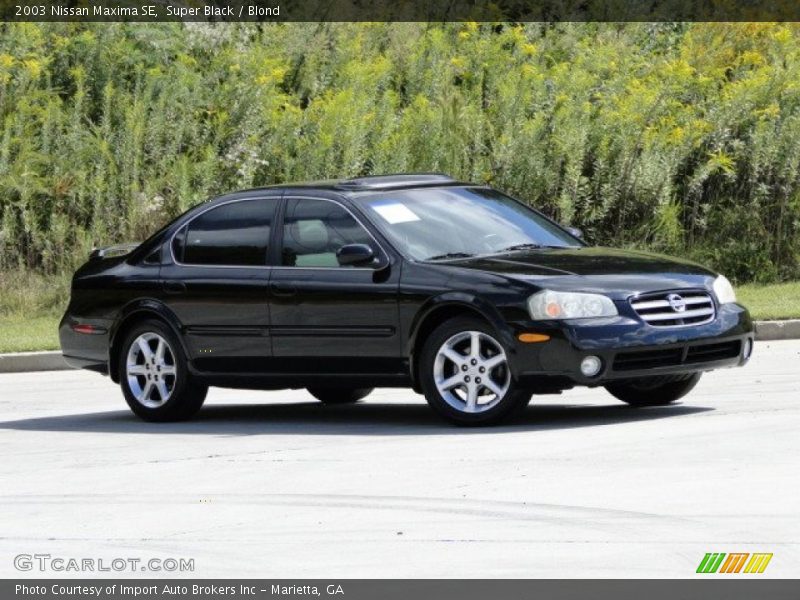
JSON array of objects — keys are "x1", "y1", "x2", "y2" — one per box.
[
  {"x1": 0, "y1": 270, "x2": 798, "y2": 353},
  {"x1": 0, "y1": 270, "x2": 68, "y2": 353},
  {"x1": 0, "y1": 314, "x2": 60, "y2": 352},
  {"x1": 737, "y1": 281, "x2": 800, "y2": 321}
]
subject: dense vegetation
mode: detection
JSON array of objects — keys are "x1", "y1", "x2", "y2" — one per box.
[{"x1": 1, "y1": 22, "x2": 800, "y2": 283}]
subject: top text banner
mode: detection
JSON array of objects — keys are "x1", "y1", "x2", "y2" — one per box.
[{"x1": 2, "y1": 0, "x2": 800, "y2": 22}]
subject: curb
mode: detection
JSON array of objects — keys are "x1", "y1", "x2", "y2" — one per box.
[
  {"x1": 754, "y1": 319, "x2": 800, "y2": 341},
  {"x1": 0, "y1": 320, "x2": 797, "y2": 374},
  {"x1": 0, "y1": 351, "x2": 69, "y2": 373}
]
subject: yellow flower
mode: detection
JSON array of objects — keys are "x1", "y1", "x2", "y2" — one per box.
[
  {"x1": 412, "y1": 94, "x2": 430, "y2": 109},
  {"x1": 665, "y1": 59, "x2": 694, "y2": 79},
  {"x1": 667, "y1": 127, "x2": 685, "y2": 145},
  {"x1": 755, "y1": 103, "x2": 780, "y2": 119},
  {"x1": 522, "y1": 43, "x2": 537, "y2": 57},
  {"x1": 772, "y1": 27, "x2": 791, "y2": 43},
  {"x1": 23, "y1": 58, "x2": 42, "y2": 79},
  {"x1": 177, "y1": 54, "x2": 197, "y2": 67},
  {"x1": 508, "y1": 26, "x2": 526, "y2": 44},
  {"x1": 740, "y1": 50, "x2": 764, "y2": 67},
  {"x1": 0, "y1": 53, "x2": 14, "y2": 68}
]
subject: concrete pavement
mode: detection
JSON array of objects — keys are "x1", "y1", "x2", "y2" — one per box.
[{"x1": 0, "y1": 340, "x2": 798, "y2": 578}]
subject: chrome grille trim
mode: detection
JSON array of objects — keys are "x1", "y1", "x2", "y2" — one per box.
[
  {"x1": 630, "y1": 291, "x2": 715, "y2": 327},
  {"x1": 630, "y1": 296, "x2": 710, "y2": 310}
]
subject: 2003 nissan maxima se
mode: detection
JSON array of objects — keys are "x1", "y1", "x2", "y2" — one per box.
[{"x1": 60, "y1": 174, "x2": 754, "y2": 425}]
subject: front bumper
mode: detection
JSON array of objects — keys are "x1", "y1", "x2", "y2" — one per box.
[{"x1": 510, "y1": 303, "x2": 753, "y2": 386}]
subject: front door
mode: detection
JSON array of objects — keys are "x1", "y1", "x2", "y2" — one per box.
[
  {"x1": 161, "y1": 196, "x2": 278, "y2": 373},
  {"x1": 268, "y1": 196, "x2": 402, "y2": 375}
]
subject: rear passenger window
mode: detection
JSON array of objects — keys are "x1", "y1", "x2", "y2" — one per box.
[{"x1": 177, "y1": 199, "x2": 276, "y2": 266}]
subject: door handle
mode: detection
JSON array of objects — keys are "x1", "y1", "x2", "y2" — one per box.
[
  {"x1": 163, "y1": 281, "x2": 187, "y2": 294},
  {"x1": 270, "y1": 282, "x2": 297, "y2": 297}
]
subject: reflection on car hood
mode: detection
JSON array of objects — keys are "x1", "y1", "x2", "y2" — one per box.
[{"x1": 445, "y1": 247, "x2": 717, "y2": 294}]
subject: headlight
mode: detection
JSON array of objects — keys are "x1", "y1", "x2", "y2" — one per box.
[
  {"x1": 712, "y1": 275, "x2": 736, "y2": 305},
  {"x1": 528, "y1": 290, "x2": 618, "y2": 320}
]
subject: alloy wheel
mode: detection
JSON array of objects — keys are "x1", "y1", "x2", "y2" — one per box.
[
  {"x1": 433, "y1": 330, "x2": 511, "y2": 413},
  {"x1": 126, "y1": 332, "x2": 177, "y2": 408}
]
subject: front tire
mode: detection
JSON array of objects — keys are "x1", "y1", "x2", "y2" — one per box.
[
  {"x1": 308, "y1": 387, "x2": 373, "y2": 404},
  {"x1": 605, "y1": 373, "x2": 701, "y2": 407},
  {"x1": 118, "y1": 319, "x2": 207, "y2": 422},
  {"x1": 419, "y1": 317, "x2": 528, "y2": 426}
]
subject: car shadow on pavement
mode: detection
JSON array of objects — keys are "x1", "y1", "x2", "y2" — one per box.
[{"x1": 0, "y1": 401, "x2": 714, "y2": 436}]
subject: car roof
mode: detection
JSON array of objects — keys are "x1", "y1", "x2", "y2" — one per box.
[{"x1": 238, "y1": 173, "x2": 475, "y2": 194}]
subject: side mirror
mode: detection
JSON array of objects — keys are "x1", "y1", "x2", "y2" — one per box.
[
  {"x1": 336, "y1": 243, "x2": 376, "y2": 267},
  {"x1": 565, "y1": 226, "x2": 584, "y2": 239}
]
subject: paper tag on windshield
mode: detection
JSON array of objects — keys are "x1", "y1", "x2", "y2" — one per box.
[{"x1": 370, "y1": 202, "x2": 421, "y2": 224}]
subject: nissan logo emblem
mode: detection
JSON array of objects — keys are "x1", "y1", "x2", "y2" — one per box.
[{"x1": 667, "y1": 293, "x2": 687, "y2": 313}]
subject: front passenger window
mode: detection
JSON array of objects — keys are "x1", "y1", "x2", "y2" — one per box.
[{"x1": 281, "y1": 198, "x2": 375, "y2": 267}]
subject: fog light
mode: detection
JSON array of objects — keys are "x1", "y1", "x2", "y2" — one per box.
[
  {"x1": 580, "y1": 355, "x2": 603, "y2": 377},
  {"x1": 743, "y1": 338, "x2": 753, "y2": 361}
]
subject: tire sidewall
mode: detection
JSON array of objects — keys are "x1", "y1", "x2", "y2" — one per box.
[
  {"x1": 308, "y1": 387, "x2": 373, "y2": 404},
  {"x1": 605, "y1": 372, "x2": 702, "y2": 406},
  {"x1": 419, "y1": 317, "x2": 527, "y2": 426}
]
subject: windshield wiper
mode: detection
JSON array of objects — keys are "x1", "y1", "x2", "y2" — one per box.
[
  {"x1": 497, "y1": 243, "x2": 545, "y2": 253},
  {"x1": 424, "y1": 252, "x2": 476, "y2": 261}
]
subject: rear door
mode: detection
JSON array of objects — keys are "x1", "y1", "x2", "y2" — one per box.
[
  {"x1": 161, "y1": 196, "x2": 278, "y2": 373},
  {"x1": 267, "y1": 196, "x2": 403, "y2": 375}
]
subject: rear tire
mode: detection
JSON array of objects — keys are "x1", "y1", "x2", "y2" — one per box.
[
  {"x1": 605, "y1": 373, "x2": 701, "y2": 407},
  {"x1": 419, "y1": 316, "x2": 528, "y2": 426},
  {"x1": 118, "y1": 319, "x2": 207, "y2": 422},
  {"x1": 308, "y1": 387, "x2": 373, "y2": 404}
]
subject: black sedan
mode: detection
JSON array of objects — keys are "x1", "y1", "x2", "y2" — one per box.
[{"x1": 60, "y1": 174, "x2": 754, "y2": 425}]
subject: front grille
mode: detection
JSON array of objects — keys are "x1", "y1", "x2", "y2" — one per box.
[
  {"x1": 613, "y1": 340, "x2": 741, "y2": 372},
  {"x1": 630, "y1": 290, "x2": 715, "y2": 327}
]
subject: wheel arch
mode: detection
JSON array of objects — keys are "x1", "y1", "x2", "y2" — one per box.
[
  {"x1": 407, "y1": 294, "x2": 514, "y2": 392},
  {"x1": 108, "y1": 300, "x2": 187, "y2": 383}
]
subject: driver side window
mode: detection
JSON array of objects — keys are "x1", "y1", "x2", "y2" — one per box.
[{"x1": 281, "y1": 198, "x2": 375, "y2": 268}]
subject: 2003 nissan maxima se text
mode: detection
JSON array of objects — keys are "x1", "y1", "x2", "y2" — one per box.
[{"x1": 60, "y1": 174, "x2": 754, "y2": 425}]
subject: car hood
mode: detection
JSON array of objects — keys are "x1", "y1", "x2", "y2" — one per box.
[{"x1": 444, "y1": 247, "x2": 717, "y2": 296}]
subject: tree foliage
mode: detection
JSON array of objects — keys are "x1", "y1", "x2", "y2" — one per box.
[{"x1": 1, "y1": 22, "x2": 799, "y2": 282}]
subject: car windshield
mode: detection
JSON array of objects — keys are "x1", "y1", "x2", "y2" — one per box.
[{"x1": 355, "y1": 187, "x2": 581, "y2": 261}]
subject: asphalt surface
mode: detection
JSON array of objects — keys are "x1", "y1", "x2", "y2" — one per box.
[{"x1": 1, "y1": 340, "x2": 798, "y2": 578}]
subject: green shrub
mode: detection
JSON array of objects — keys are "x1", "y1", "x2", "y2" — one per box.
[{"x1": 1, "y1": 22, "x2": 800, "y2": 283}]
